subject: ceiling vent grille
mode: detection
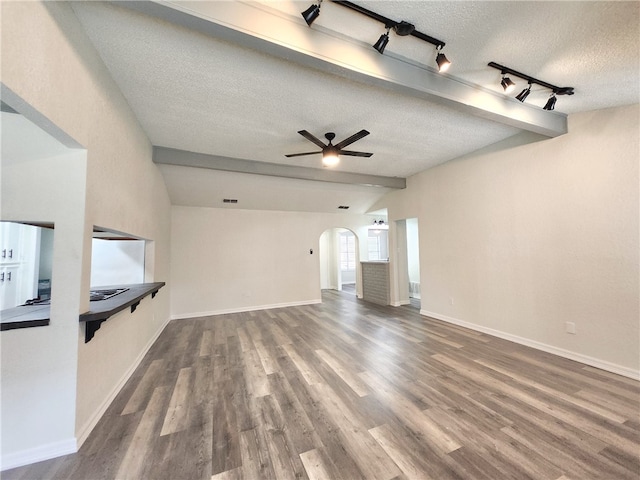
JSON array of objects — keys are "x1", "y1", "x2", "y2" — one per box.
[
  {"x1": 338, "y1": 205, "x2": 350, "y2": 209},
  {"x1": 223, "y1": 198, "x2": 238, "y2": 204}
]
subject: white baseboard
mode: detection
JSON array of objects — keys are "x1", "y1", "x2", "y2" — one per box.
[
  {"x1": 75, "y1": 315, "x2": 171, "y2": 448},
  {"x1": 1, "y1": 437, "x2": 77, "y2": 472},
  {"x1": 171, "y1": 299, "x2": 322, "y2": 320},
  {"x1": 392, "y1": 300, "x2": 411, "y2": 307},
  {"x1": 420, "y1": 309, "x2": 640, "y2": 381}
]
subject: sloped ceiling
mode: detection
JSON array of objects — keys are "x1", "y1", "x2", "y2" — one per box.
[{"x1": 70, "y1": 1, "x2": 639, "y2": 213}]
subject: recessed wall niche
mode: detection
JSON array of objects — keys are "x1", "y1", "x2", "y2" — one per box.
[{"x1": 90, "y1": 227, "x2": 147, "y2": 287}]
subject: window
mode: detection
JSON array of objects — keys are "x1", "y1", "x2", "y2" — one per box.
[{"x1": 340, "y1": 233, "x2": 356, "y2": 271}]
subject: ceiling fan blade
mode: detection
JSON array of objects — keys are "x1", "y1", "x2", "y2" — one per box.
[
  {"x1": 285, "y1": 151, "x2": 322, "y2": 158},
  {"x1": 339, "y1": 150, "x2": 373, "y2": 157},
  {"x1": 334, "y1": 129, "x2": 370, "y2": 149},
  {"x1": 298, "y1": 130, "x2": 327, "y2": 148}
]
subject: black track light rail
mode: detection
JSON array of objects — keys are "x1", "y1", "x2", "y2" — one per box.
[
  {"x1": 332, "y1": 0, "x2": 446, "y2": 49},
  {"x1": 488, "y1": 62, "x2": 574, "y2": 96}
]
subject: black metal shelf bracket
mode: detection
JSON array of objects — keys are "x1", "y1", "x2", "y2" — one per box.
[
  {"x1": 130, "y1": 301, "x2": 140, "y2": 314},
  {"x1": 85, "y1": 319, "x2": 106, "y2": 343}
]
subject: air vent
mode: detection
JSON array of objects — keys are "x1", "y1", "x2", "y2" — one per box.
[
  {"x1": 223, "y1": 198, "x2": 238, "y2": 204},
  {"x1": 338, "y1": 205, "x2": 350, "y2": 209}
]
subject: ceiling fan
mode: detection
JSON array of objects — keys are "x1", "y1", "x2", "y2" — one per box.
[{"x1": 285, "y1": 129, "x2": 373, "y2": 167}]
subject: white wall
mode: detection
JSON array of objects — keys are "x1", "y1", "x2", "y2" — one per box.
[
  {"x1": 319, "y1": 229, "x2": 340, "y2": 290},
  {"x1": 1, "y1": 150, "x2": 88, "y2": 470},
  {"x1": 1, "y1": 1, "x2": 171, "y2": 468},
  {"x1": 406, "y1": 219, "x2": 420, "y2": 283},
  {"x1": 90, "y1": 239, "x2": 145, "y2": 287},
  {"x1": 406, "y1": 218, "x2": 420, "y2": 297},
  {"x1": 373, "y1": 104, "x2": 639, "y2": 377},
  {"x1": 319, "y1": 230, "x2": 332, "y2": 289},
  {"x1": 38, "y1": 227, "x2": 54, "y2": 284},
  {"x1": 170, "y1": 207, "x2": 372, "y2": 318},
  {"x1": 390, "y1": 220, "x2": 409, "y2": 306}
]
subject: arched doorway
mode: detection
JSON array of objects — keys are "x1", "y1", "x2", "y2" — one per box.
[{"x1": 319, "y1": 228, "x2": 360, "y2": 296}]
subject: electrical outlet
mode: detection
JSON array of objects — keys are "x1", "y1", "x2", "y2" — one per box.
[
  {"x1": 565, "y1": 322, "x2": 576, "y2": 334},
  {"x1": 449, "y1": 297, "x2": 454, "y2": 306}
]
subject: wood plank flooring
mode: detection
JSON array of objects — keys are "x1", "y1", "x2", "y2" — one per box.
[{"x1": 4, "y1": 290, "x2": 639, "y2": 479}]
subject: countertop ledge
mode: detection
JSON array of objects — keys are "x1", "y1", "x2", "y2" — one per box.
[
  {"x1": 1, "y1": 305, "x2": 50, "y2": 331},
  {"x1": 80, "y1": 282, "x2": 165, "y2": 343},
  {"x1": 79, "y1": 282, "x2": 165, "y2": 323},
  {"x1": 0, "y1": 282, "x2": 165, "y2": 335}
]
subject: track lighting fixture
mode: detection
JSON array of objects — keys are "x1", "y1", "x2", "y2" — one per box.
[
  {"x1": 373, "y1": 25, "x2": 391, "y2": 54},
  {"x1": 488, "y1": 62, "x2": 574, "y2": 110},
  {"x1": 501, "y1": 76, "x2": 516, "y2": 93},
  {"x1": 334, "y1": 1, "x2": 451, "y2": 72},
  {"x1": 373, "y1": 220, "x2": 385, "y2": 225},
  {"x1": 515, "y1": 83, "x2": 532, "y2": 102},
  {"x1": 301, "y1": 0, "x2": 322, "y2": 26},
  {"x1": 543, "y1": 93, "x2": 557, "y2": 111},
  {"x1": 435, "y1": 46, "x2": 451, "y2": 72}
]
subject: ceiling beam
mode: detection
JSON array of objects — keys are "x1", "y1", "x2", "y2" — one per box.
[
  {"x1": 153, "y1": 147, "x2": 406, "y2": 189},
  {"x1": 121, "y1": 1, "x2": 568, "y2": 138}
]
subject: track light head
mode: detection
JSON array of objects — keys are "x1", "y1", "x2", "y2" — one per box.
[
  {"x1": 515, "y1": 84, "x2": 532, "y2": 102},
  {"x1": 373, "y1": 26, "x2": 391, "y2": 54},
  {"x1": 435, "y1": 47, "x2": 451, "y2": 72},
  {"x1": 501, "y1": 76, "x2": 516, "y2": 94},
  {"x1": 543, "y1": 93, "x2": 557, "y2": 111},
  {"x1": 301, "y1": 2, "x2": 321, "y2": 26}
]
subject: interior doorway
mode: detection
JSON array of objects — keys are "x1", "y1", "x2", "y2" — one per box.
[
  {"x1": 395, "y1": 218, "x2": 420, "y2": 309},
  {"x1": 319, "y1": 228, "x2": 359, "y2": 295},
  {"x1": 406, "y1": 218, "x2": 421, "y2": 308}
]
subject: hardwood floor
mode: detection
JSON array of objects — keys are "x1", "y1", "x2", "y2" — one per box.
[{"x1": 4, "y1": 290, "x2": 639, "y2": 479}]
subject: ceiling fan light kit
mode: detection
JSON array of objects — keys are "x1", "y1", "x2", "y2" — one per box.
[
  {"x1": 322, "y1": 149, "x2": 340, "y2": 167},
  {"x1": 286, "y1": 130, "x2": 372, "y2": 167}
]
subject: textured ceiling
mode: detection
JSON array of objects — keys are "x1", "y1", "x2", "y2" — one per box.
[{"x1": 70, "y1": 1, "x2": 639, "y2": 213}]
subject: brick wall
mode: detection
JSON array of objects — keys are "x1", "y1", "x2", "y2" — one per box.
[{"x1": 362, "y1": 262, "x2": 389, "y2": 306}]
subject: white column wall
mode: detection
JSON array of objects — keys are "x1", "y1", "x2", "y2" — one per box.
[
  {"x1": 1, "y1": 151, "x2": 88, "y2": 469},
  {"x1": 1, "y1": 1, "x2": 172, "y2": 468},
  {"x1": 406, "y1": 218, "x2": 420, "y2": 287}
]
